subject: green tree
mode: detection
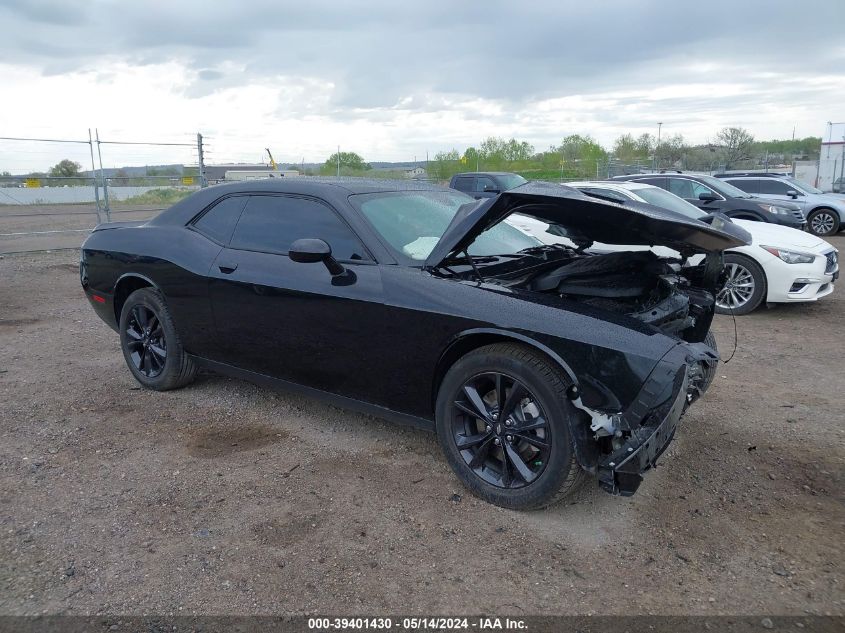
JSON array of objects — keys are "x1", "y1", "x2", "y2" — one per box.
[
  {"x1": 655, "y1": 134, "x2": 688, "y2": 168},
  {"x1": 716, "y1": 127, "x2": 755, "y2": 169},
  {"x1": 49, "y1": 159, "x2": 82, "y2": 178},
  {"x1": 321, "y1": 151, "x2": 369, "y2": 175},
  {"x1": 612, "y1": 134, "x2": 646, "y2": 162},
  {"x1": 428, "y1": 149, "x2": 461, "y2": 182},
  {"x1": 555, "y1": 135, "x2": 608, "y2": 178}
]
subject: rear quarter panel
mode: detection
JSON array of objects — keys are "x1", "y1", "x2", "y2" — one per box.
[{"x1": 81, "y1": 225, "x2": 222, "y2": 356}]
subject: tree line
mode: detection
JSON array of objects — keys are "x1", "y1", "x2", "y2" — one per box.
[
  {"x1": 318, "y1": 127, "x2": 821, "y2": 183},
  {"x1": 6, "y1": 127, "x2": 821, "y2": 187}
]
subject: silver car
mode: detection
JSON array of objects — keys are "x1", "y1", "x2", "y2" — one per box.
[{"x1": 717, "y1": 173, "x2": 845, "y2": 237}]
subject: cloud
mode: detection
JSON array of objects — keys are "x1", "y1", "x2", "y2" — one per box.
[{"x1": 0, "y1": 0, "x2": 843, "y2": 166}]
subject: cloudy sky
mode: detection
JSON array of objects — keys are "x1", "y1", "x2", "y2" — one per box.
[{"x1": 1, "y1": 0, "x2": 844, "y2": 172}]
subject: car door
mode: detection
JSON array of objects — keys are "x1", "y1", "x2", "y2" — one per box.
[
  {"x1": 666, "y1": 177, "x2": 724, "y2": 213},
  {"x1": 451, "y1": 176, "x2": 475, "y2": 195},
  {"x1": 756, "y1": 179, "x2": 807, "y2": 212},
  {"x1": 207, "y1": 193, "x2": 389, "y2": 402},
  {"x1": 474, "y1": 175, "x2": 500, "y2": 199}
]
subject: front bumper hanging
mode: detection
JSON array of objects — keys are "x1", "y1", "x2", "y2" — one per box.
[{"x1": 596, "y1": 344, "x2": 701, "y2": 496}]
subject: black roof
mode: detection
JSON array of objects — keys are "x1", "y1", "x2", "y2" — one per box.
[{"x1": 150, "y1": 177, "x2": 450, "y2": 226}]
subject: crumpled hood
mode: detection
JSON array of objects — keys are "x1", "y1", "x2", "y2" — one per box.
[{"x1": 425, "y1": 181, "x2": 751, "y2": 268}]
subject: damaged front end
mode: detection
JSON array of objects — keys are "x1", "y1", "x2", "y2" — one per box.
[
  {"x1": 519, "y1": 248, "x2": 725, "y2": 496},
  {"x1": 568, "y1": 341, "x2": 716, "y2": 495},
  {"x1": 425, "y1": 183, "x2": 748, "y2": 496}
]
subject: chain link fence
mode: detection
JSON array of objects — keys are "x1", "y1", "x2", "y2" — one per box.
[{"x1": 0, "y1": 132, "x2": 204, "y2": 254}]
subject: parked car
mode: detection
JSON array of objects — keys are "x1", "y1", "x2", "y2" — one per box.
[
  {"x1": 611, "y1": 172, "x2": 806, "y2": 230},
  {"x1": 449, "y1": 171, "x2": 527, "y2": 199},
  {"x1": 714, "y1": 173, "x2": 845, "y2": 237},
  {"x1": 509, "y1": 181, "x2": 838, "y2": 315},
  {"x1": 80, "y1": 179, "x2": 749, "y2": 509}
]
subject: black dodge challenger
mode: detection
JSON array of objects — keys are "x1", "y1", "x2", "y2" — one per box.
[{"x1": 80, "y1": 178, "x2": 749, "y2": 509}]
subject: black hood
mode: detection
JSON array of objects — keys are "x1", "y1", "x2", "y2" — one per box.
[{"x1": 424, "y1": 181, "x2": 751, "y2": 268}]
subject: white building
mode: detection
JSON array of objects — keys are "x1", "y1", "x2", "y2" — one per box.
[
  {"x1": 817, "y1": 122, "x2": 845, "y2": 192},
  {"x1": 224, "y1": 169, "x2": 300, "y2": 181}
]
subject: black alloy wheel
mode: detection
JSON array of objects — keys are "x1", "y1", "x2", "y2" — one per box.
[
  {"x1": 450, "y1": 372, "x2": 550, "y2": 489},
  {"x1": 125, "y1": 304, "x2": 166, "y2": 378},
  {"x1": 119, "y1": 287, "x2": 197, "y2": 391},
  {"x1": 436, "y1": 343, "x2": 585, "y2": 510}
]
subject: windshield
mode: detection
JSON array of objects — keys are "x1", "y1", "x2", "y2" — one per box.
[
  {"x1": 351, "y1": 190, "x2": 539, "y2": 261},
  {"x1": 498, "y1": 174, "x2": 528, "y2": 191},
  {"x1": 633, "y1": 187, "x2": 708, "y2": 220},
  {"x1": 782, "y1": 176, "x2": 822, "y2": 194},
  {"x1": 698, "y1": 174, "x2": 754, "y2": 198}
]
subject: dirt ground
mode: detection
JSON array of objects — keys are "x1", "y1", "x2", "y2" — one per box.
[{"x1": 0, "y1": 237, "x2": 843, "y2": 617}]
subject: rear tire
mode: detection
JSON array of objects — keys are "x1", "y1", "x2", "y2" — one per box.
[
  {"x1": 435, "y1": 343, "x2": 586, "y2": 510},
  {"x1": 807, "y1": 208, "x2": 840, "y2": 237},
  {"x1": 715, "y1": 253, "x2": 766, "y2": 316},
  {"x1": 119, "y1": 287, "x2": 197, "y2": 391}
]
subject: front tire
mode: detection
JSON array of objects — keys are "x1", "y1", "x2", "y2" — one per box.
[
  {"x1": 119, "y1": 287, "x2": 197, "y2": 390},
  {"x1": 715, "y1": 253, "x2": 767, "y2": 316},
  {"x1": 435, "y1": 343, "x2": 585, "y2": 510},
  {"x1": 700, "y1": 330, "x2": 718, "y2": 394},
  {"x1": 807, "y1": 208, "x2": 840, "y2": 237}
]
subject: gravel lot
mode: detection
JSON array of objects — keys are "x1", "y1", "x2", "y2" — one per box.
[{"x1": 0, "y1": 237, "x2": 843, "y2": 617}]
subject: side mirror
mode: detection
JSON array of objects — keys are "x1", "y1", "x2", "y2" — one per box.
[
  {"x1": 786, "y1": 189, "x2": 799, "y2": 198},
  {"x1": 289, "y1": 238, "x2": 345, "y2": 276},
  {"x1": 698, "y1": 192, "x2": 719, "y2": 202}
]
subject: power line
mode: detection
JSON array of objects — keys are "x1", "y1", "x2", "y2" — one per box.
[
  {"x1": 97, "y1": 140, "x2": 196, "y2": 147},
  {"x1": 0, "y1": 136, "x2": 89, "y2": 144}
]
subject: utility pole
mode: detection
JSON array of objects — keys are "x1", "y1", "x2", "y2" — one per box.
[
  {"x1": 95, "y1": 128, "x2": 110, "y2": 222},
  {"x1": 337, "y1": 145, "x2": 340, "y2": 177},
  {"x1": 88, "y1": 128, "x2": 103, "y2": 223},
  {"x1": 653, "y1": 122, "x2": 663, "y2": 170},
  {"x1": 197, "y1": 133, "x2": 208, "y2": 187},
  {"x1": 840, "y1": 135, "x2": 845, "y2": 192}
]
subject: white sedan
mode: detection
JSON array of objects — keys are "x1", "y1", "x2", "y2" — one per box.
[{"x1": 508, "y1": 181, "x2": 839, "y2": 315}]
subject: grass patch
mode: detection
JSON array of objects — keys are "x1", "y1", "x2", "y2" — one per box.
[{"x1": 121, "y1": 188, "x2": 194, "y2": 205}]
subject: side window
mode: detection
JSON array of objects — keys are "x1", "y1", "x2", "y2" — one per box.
[
  {"x1": 192, "y1": 196, "x2": 248, "y2": 244},
  {"x1": 758, "y1": 180, "x2": 793, "y2": 195},
  {"x1": 476, "y1": 176, "x2": 497, "y2": 192},
  {"x1": 636, "y1": 177, "x2": 667, "y2": 189},
  {"x1": 666, "y1": 178, "x2": 694, "y2": 199},
  {"x1": 452, "y1": 176, "x2": 475, "y2": 192},
  {"x1": 230, "y1": 195, "x2": 370, "y2": 261},
  {"x1": 582, "y1": 187, "x2": 629, "y2": 204},
  {"x1": 690, "y1": 181, "x2": 718, "y2": 198},
  {"x1": 729, "y1": 179, "x2": 758, "y2": 194}
]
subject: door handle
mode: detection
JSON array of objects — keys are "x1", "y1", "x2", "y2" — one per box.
[{"x1": 218, "y1": 262, "x2": 238, "y2": 274}]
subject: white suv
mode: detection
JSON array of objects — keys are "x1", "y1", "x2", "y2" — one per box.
[{"x1": 716, "y1": 173, "x2": 845, "y2": 237}]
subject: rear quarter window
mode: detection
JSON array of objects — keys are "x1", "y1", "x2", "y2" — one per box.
[{"x1": 192, "y1": 196, "x2": 248, "y2": 244}]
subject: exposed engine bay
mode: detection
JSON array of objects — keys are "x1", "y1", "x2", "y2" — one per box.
[
  {"x1": 525, "y1": 250, "x2": 715, "y2": 341},
  {"x1": 455, "y1": 246, "x2": 719, "y2": 344}
]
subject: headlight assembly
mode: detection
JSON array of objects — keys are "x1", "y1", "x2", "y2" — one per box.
[
  {"x1": 761, "y1": 246, "x2": 816, "y2": 264},
  {"x1": 758, "y1": 204, "x2": 792, "y2": 215}
]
